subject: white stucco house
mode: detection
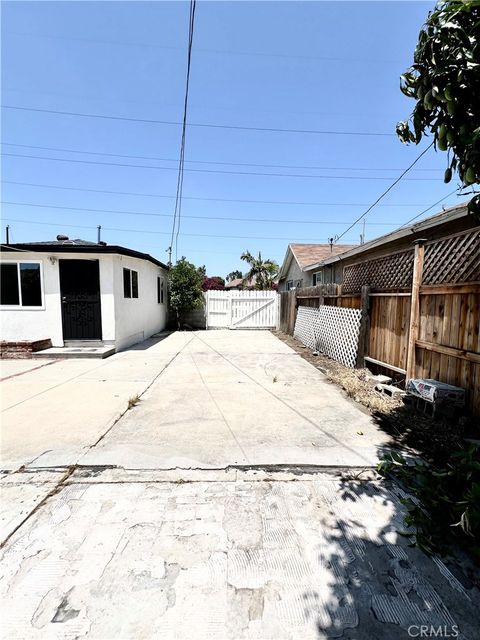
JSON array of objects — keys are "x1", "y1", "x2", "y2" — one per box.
[{"x1": 0, "y1": 237, "x2": 169, "y2": 355}]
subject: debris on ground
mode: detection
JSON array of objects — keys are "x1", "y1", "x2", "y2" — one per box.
[
  {"x1": 272, "y1": 330, "x2": 403, "y2": 413},
  {"x1": 273, "y1": 330, "x2": 468, "y2": 465}
]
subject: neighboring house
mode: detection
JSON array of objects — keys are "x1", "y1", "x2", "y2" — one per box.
[
  {"x1": 278, "y1": 243, "x2": 356, "y2": 292},
  {"x1": 0, "y1": 237, "x2": 169, "y2": 353},
  {"x1": 224, "y1": 275, "x2": 279, "y2": 290},
  {"x1": 303, "y1": 202, "x2": 476, "y2": 287},
  {"x1": 224, "y1": 276, "x2": 256, "y2": 290},
  {"x1": 224, "y1": 277, "x2": 246, "y2": 290}
]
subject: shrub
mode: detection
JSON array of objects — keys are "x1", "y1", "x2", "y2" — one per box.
[
  {"x1": 378, "y1": 444, "x2": 480, "y2": 560},
  {"x1": 202, "y1": 276, "x2": 225, "y2": 291},
  {"x1": 169, "y1": 258, "x2": 203, "y2": 328}
]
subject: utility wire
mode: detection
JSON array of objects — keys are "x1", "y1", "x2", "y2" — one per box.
[
  {"x1": 2, "y1": 105, "x2": 395, "y2": 137},
  {"x1": 0, "y1": 216, "x2": 355, "y2": 243},
  {"x1": 0, "y1": 180, "x2": 441, "y2": 208},
  {"x1": 1, "y1": 152, "x2": 439, "y2": 181},
  {"x1": 329, "y1": 190, "x2": 462, "y2": 258},
  {"x1": 5, "y1": 31, "x2": 401, "y2": 64},
  {"x1": 0, "y1": 200, "x2": 412, "y2": 226},
  {"x1": 398, "y1": 188, "x2": 461, "y2": 228},
  {"x1": 1, "y1": 142, "x2": 440, "y2": 172},
  {"x1": 335, "y1": 142, "x2": 434, "y2": 242},
  {"x1": 171, "y1": 0, "x2": 196, "y2": 262},
  {"x1": 2, "y1": 192, "x2": 462, "y2": 256},
  {"x1": 2, "y1": 192, "x2": 461, "y2": 250}
]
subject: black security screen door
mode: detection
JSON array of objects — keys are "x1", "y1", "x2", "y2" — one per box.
[{"x1": 59, "y1": 259, "x2": 102, "y2": 340}]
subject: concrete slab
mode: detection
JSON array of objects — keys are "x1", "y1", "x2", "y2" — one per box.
[
  {"x1": 0, "y1": 359, "x2": 55, "y2": 380},
  {"x1": 33, "y1": 346, "x2": 115, "y2": 359},
  {"x1": 0, "y1": 337, "x2": 189, "y2": 470},
  {"x1": 1, "y1": 472, "x2": 478, "y2": 639},
  {"x1": 83, "y1": 331, "x2": 390, "y2": 469},
  {"x1": 1, "y1": 330, "x2": 391, "y2": 471},
  {"x1": 0, "y1": 470, "x2": 64, "y2": 541}
]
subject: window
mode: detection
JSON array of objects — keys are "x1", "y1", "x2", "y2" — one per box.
[
  {"x1": 123, "y1": 268, "x2": 138, "y2": 298},
  {"x1": 313, "y1": 271, "x2": 324, "y2": 286},
  {"x1": 286, "y1": 280, "x2": 295, "y2": 291},
  {"x1": 0, "y1": 262, "x2": 42, "y2": 307},
  {"x1": 157, "y1": 276, "x2": 165, "y2": 304},
  {"x1": 131, "y1": 270, "x2": 138, "y2": 298}
]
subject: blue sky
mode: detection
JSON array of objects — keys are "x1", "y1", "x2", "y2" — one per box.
[{"x1": 1, "y1": 1, "x2": 462, "y2": 277}]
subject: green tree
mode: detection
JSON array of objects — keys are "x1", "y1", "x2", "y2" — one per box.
[
  {"x1": 396, "y1": 0, "x2": 480, "y2": 216},
  {"x1": 169, "y1": 257, "x2": 203, "y2": 328},
  {"x1": 226, "y1": 270, "x2": 243, "y2": 282},
  {"x1": 240, "y1": 251, "x2": 279, "y2": 290}
]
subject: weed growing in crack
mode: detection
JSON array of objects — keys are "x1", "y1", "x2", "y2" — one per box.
[{"x1": 127, "y1": 395, "x2": 140, "y2": 410}]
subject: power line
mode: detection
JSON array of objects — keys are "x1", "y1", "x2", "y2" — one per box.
[
  {"x1": 335, "y1": 143, "x2": 435, "y2": 242},
  {"x1": 330, "y1": 190, "x2": 462, "y2": 258},
  {"x1": 0, "y1": 180, "x2": 441, "y2": 208},
  {"x1": 1, "y1": 152, "x2": 439, "y2": 181},
  {"x1": 2, "y1": 178, "x2": 454, "y2": 210},
  {"x1": 172, "y1": 0, "x2": 196, "y2": 262},
  {"x1": 5, "y1": 31, "x2": 402, "y2": 64},
  {"x1": 2, "y1": 193, "x2": 461, "y2": 252},
  {"x1": 0, "y1": 216, "x2": 357, "y2": 243},
  {"x1": 1, "y1": 142, "x2": 440, "y2": 172},
  {"x1": 0, "y1": 200, "x2": 413, "y2": 226},
  {"x1": 398, "y1": 189, "x2": 461, "y2": 228},
  {"x1": 2, "y1": 105, "x2": 396, "y2": 137}
]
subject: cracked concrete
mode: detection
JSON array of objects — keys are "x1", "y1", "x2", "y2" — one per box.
[
  {"x1": 1, "y1": 331, "x2": 479, "y2": 638},
  {"x1": 1, "y1": 469, "x2": 479, "y2": 639}
]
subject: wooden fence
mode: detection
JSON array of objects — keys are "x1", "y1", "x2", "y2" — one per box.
[{"x1": 279, "y1": 226, "x2": 480, "y2": 416}]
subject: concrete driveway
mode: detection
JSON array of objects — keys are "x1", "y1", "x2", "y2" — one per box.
[
  {"x1": 1, "y1": 330, "x2": 389, "y2": 471},
  {"x1": 1, "y1": 331, "x2": 479, "y2": 638}
]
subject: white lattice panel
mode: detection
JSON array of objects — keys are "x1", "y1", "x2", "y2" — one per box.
[{"x1": 294, "y1": 305, "x2": 362, "y2": 368}]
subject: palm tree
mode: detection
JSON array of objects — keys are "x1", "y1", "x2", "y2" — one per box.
[
  {"x1": 240, "y1": 251, "x2": 279, "y2": 290},
  {"x1": 226, "y1": 270, "x2": 243, "y2": 282}
]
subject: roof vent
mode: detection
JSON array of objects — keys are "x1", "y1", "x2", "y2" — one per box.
[{"x1": 56, "y1": 234, "x2": 69, "y2": 241}]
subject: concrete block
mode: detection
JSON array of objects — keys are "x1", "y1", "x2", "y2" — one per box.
[
  {"x1": 374, "y1": 383, "x2": 405, "y2": 398},
  {"x1": 367, "y1": 373, "x2": 392, "y2": 386}
]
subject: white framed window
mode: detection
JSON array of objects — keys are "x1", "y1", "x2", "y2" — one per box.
[
  {"x1": 157, "y1": 276, "x2": 165, "y2": 304},
  {"x1": 123, "y1": 268, "x2": 138, "y2": 298},
  {"x1": 0, "y1": 261, "x2": 44, "y2": 308},
  {"x1": 313, "y1": 271, "x2": 324, "y2": 286},
  {"x1": 286, "y1": 280, "x2": 295, "y2": 291}
]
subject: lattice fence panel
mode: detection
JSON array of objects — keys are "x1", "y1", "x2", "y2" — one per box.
[
  {"x1": 343, "y1": 250, "x2": 414, "y2": 294},
  {"x1": 423, "y1": 228, "x2": 480, "y2": 285},
  {"x1": 294, "y1": 305, "x2": 362, "y2": 368}
]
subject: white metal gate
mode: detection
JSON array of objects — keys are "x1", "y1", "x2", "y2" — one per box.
[{"x1": 205, "y1": 290, "x2": 279, "y2": 329}]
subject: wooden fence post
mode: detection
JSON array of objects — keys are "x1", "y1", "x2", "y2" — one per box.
[
  {"x1": 406, "y1": 239, "x2": 426, "y2": 381},
  {"x1": 356, "y1": 285, "x2": 370, "y2": 368}
]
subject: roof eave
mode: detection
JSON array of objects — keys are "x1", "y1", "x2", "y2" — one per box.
[
  {"x1": 304, "y1": 203, "x2": 469, "y2": 272},
  {"x1": 278, "y1": 244, "x2": 295, "y2": 281},
  {"x1": 0, "y1": 243, "x2": 170, "y2": 271}
]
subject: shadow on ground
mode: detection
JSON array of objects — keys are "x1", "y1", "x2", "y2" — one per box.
[{"x1": 297, "y1": 471, "x2": 480, "y2": 639}]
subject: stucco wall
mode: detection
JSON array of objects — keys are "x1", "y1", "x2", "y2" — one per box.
[
  {"x1": 0, "y1": 252, "x2": 116, "y2": 346},
  {"x1": 278, "y1": 256, "x2": 314, "y2": 292},
  {"x1": 0, "y1": 251, "x2": 167, "y2": 350},
  {"x1": 113, "y1": 254, "x2": 168, "y2": 350},
  {"x1": 0, "y1": 253, "x2": 62, "y2": 344}
]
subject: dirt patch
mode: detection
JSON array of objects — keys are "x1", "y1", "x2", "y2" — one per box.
[{"x1": 273, "y1": 330, "x2": 466, "y2": 465}]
